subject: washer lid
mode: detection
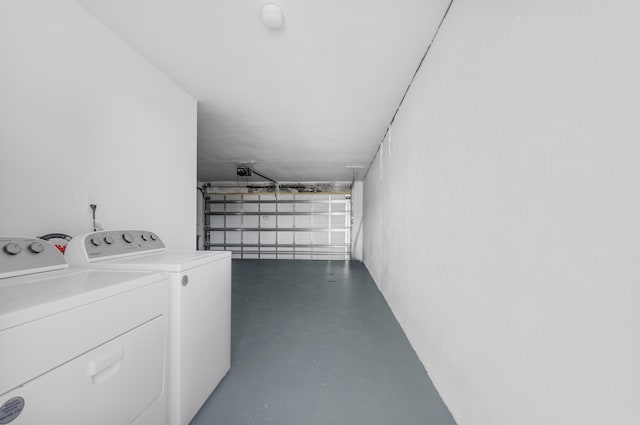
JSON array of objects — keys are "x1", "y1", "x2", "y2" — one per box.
[{"x1": 0, "y1": 267, "x2": 168, "y2": 329}]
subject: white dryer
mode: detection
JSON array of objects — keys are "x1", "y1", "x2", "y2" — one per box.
[
  {"x1": 65, "y1": 230, "x2": 231, "y2": 425},
  {"x1": 0, "y1": 236, "x2": 170, "y2": 425}
]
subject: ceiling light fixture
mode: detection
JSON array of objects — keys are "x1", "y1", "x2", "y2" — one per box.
[{"x1": 262, "y1": 3, "x2": 284, "y2": 30}]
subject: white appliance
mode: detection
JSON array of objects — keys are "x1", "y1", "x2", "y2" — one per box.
[
  {"x1": 0, "y1": 236, "x2": 170, "y2": 425},
  {"x1": 65, "y1": 230, "x2": 231, "y2": 425}
]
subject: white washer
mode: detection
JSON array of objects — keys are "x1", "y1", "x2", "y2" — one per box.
[
  {"x1": 0, "y1": 236, "x2": 170, "y2": 425},
  {"x1": 65, "y1": 230, "x2": 231, "y2": 425}
]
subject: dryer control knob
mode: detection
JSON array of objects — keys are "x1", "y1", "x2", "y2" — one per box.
[
  {"x1": 149, "y1": 233, "x2": 157, "y2": 241},
  {"x1": 182, "y1": 275, "x2": 189, "y2": 286},
  {"x1": 104, "y1": 235, "x2": 114, "y2": 245},
  {"x1": 29, "y1": 242, "x2": 45, "y2": 253},
  {"x1": 4, "y1": 243, "x2": 22, "y2": 255},
  {"x1": 90, "y1": 237, "x2": 102, "y2": 246},
  {"x1": 122, "y1": 233, "x2": 134, "y2": 243},
  {"x1": 140, "y1": 233, "x2": 148, "y2": 241}
]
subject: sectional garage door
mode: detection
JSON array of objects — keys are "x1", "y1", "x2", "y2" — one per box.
[{"x1": 204, "y1": 192, "x2": 351, "y2": 260}]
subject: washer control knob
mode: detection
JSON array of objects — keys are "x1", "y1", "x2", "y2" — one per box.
[
  {"x1": 181, "y1": 275, "x2": 189, "y2": 286},
  {"x1": 104, "y1": 235, "x2": 114, "y2": 245},
  {"x1": 122, "y1": 233, "x2": 134, "y2": 243},
  {"x1": 149, "y1": 233, "x2": 157, "y2": 241},
  {"x1": 90, "y1": 237, "x2": 102, "y2": 246},
  {"x1": 29, "y1": 242, "x2": 45, "y2": 253},
  {"x1": 140, "y1": 233, "x2": 148, "y2": 241},
  {"x1": 4, "y1": 243, "x2": 22, "y2": 255}
]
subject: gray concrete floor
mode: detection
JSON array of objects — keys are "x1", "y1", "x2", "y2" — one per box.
[{"x1": 190, "y1": 260, "x2": 456, "y2": 425}]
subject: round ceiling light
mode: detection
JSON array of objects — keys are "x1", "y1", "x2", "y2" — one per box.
[{"x1": 262, "y1": 3, "x2": 284, "y2": 30}]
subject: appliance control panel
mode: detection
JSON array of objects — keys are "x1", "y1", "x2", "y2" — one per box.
[
  {"x1": 0, "y1": 237, "x2": 67, "y2": 278},
  {"x1": 66, "y1": 230, "x2": 165, "y2": 261}
]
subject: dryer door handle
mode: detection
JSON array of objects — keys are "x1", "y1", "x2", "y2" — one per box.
[{"x1": 87, "y1": 346, "x2": 124, "y2": 383}]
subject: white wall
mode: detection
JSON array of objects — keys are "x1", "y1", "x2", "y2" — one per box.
[
  {"x1": 351, "y1": 180, "x2": 364, "y2": 261},
  {"x1": 196, "y1": 184, "x2": 206, "y2": 250},
  {"x1": 363, "y1": 1, "x2": 640, "y2": 424},
  {"x1": 0, "y1": 0, "x2": 197, "y2": 249}
]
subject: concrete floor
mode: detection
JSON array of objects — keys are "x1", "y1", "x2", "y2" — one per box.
[{"x1": 190, "y1": 260, "x2": 456, "y2": 425}]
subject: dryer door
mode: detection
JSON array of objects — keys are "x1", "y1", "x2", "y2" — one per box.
[{"x1": 0, "y1": 315, "x2": 166, "y2": 425}]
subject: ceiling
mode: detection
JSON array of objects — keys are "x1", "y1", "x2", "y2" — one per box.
[{"x1": 78, "y1": 0, "x2": 451, "y2": 182}]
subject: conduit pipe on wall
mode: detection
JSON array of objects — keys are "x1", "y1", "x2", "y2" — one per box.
[{"x1": 363, "y1": 0, "x2": 456, "y2": 180}]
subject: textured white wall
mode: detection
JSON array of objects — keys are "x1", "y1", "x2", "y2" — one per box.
[
  {"x1": 363, "y1": 1, "x2": 640, "y2": 424},
  {"x1": 0, "y1": 0, "x2": 197, "y2": 249}
]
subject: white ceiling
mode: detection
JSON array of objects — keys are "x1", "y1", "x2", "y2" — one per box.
[{"x1": 78, "y1": 0, "x2": 451, "y2": 182}]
